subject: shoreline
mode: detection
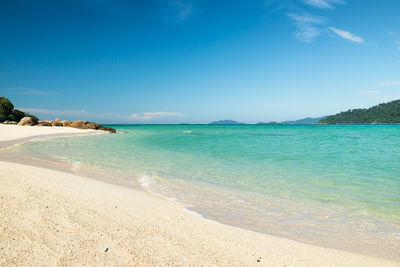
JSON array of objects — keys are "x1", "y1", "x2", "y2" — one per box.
[{"x1": 0, "y1": 125, "x2": 398, "y2": 266}]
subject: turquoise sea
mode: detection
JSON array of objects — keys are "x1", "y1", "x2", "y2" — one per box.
[{"x1": 5, "y1": 125, "x2": 400, "y2": 259}]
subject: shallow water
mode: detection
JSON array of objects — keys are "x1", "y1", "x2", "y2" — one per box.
[{"x1": 4, "y1": 125, "x2": 400, "y2": 260}]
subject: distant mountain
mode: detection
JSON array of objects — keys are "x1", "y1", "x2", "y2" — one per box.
[
  {"x1": 319, "y1": 99, "x2": 400, "y2": 124},
  {"x1": 280, "y1": 116, "x2": 327, "y2": 125},
  {"x1": 256, "y1": 121, "x2": 280, "y2": 125},
  {"x1": 209, "y1": 120, "x2": 246, "y2": 125}
]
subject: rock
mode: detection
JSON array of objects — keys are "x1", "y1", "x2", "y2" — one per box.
[
  {"x1": 37, "y1": 121, "x2": 52, "y2": 126},
  {"x1": 17, "y1": 117, "x2": 38, "y2": 126},
  {"x1": 68, "y1": 120, "x2": 116, "y2": 133},
  {"x1": 51, "y1": 120, "x2": 63, "y2": 126},
  {"x1": 100, "y1": 126, "x2": 117, "y2": 133},
  {"x1": 60, "y1": 120, "x2": 71, "y2": 127},
  {"x1": 71, "y1": 121, "x2": 104, "y2": 130},
  {"x1": 2, "y1": 120, "x2": 17, "y2": 125}
]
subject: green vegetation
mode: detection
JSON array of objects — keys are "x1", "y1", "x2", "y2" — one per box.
[
  {"x1": 319, "y1": 99, "x2": 400, "y2": 124},
  {"x1": 0, "y1": 96, "x2": 39, "y2": 123},
  {"x1": 281, "y1": 116, "x2": 327, "y2": 125}
]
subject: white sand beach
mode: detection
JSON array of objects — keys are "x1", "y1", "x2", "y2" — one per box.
[
  {"x1": 0, "y1": 124, "x2": 99, "y2": 142},
  {"x1": 0, "y1": 125, "x2": 398, "y2": 266}
]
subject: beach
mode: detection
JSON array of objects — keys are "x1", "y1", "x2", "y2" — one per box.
[{"x1": 0, "y1": 125, "x2": 398, "y2": 266}]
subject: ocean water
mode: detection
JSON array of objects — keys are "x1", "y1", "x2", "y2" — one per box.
[{"x1": 5, "y1": 125, "x2": 400, "y2": 259}]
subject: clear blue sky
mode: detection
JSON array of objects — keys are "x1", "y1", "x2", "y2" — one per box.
[{"x1": 1, "y1": 0, "x2": 400, "y2": 123}]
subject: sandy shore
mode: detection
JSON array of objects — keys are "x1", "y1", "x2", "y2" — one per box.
[
  {"x1": 0, "y1": 124, "x2": 100, "y2": 141},
  {"x1": 0, "y1": 125, "x2": 398, "y2": 266}
]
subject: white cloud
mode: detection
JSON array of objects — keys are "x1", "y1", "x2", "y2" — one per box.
[
  {"x1": 359, "y1": 81, "x2": 400, "y2": 103},
  {"x1": 288, "y1": 13, "x2": 325, "y2": 43},
  {"x1": 386, "y1": 30, "x2": 400, "y2": 50},
  {"x1": 131, "y1": 111, "x2": 184, "y2": 120},
  {"x1": 5, "y1": 87, "x2": 54, "y2": 96},
  {"x1": 395, "y1": 39, "x2": 400, "y2": 50},
  {"x1": 288, "y1": 13, "x2": 325, "y2": 24},
  {"x1": 329, "y1": 27, "x2": 364, "y2": 43},
  {"x1": 373, "y1": 81, "x2": 400, "y2": 88},
  {"x1": 172, "y1": 0, "x2": 194, "y2": 21},
  {"x1": 19, "y1": 108, "x2": 185, "y2": 123},
  {"x1": 302, "y1": 0, "x2": 344, "y2": 9},
  {"x1": 160, "y1": 0, "x2": 196, "y2": 23}
]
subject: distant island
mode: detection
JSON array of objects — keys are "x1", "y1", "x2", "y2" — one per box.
[
  {"x1": 256, "y1": 117, "x2": 327, "y2": 125},
  {"x1": 209, "y1": 120, "x2": 246, "y2": 125},
  {"x1": 257, "y1": 121, "x2": 280, "y2": 125},
  {"x1": 319, "y1": 99, "x2": 400, "y2": 124},
  {"x1": 281, "y1": 116, "x2": 327, "y2": 125}
]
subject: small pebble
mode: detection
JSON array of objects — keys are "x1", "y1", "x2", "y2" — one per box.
[{"x1": 104, "y1": 248, "x2": 109, "y2": 252}]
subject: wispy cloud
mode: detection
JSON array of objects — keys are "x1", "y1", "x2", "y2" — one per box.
[
  {"x1": 373, "y1": 81, "x2": 400, "y2": 88},
  {"x1": 329, "y1": 27, "x2": 364, "y2": 43},
  {"x1": 387, "y1": 30, "x2": 400, "y2": 50},
  {"x1": 271, "y1": 0, "x2": 366, "y2": 44},
  {"x1": 395, "y1": 39, "x2": 400, "y2": 50},
  {"x1": 18, "y1": 0, "x2": 196, "y2": 22},
  {"x1": 5, "y1": 87, "x2": 54, "y2": 96},
  {"x1": 16, "y1": 0, "x2": 124, "y2": 13},
  {"x1": 288, "y1": 13, "x2": 325, "y2": 42},
  {"x1": 158, "y1": 0, "x2": 196, "y2": 23},
  {"x1": 19, "y1": 108, "x2": 184, "y2": 123},
  {"x1": 302, "y1": 0, "x2": 344, "y2": 9},
  {"x1": 359, "y1": 81, "x2": 400, "y2": 103},
  {"x1": 131, "y1": 111, "x2": 184, "y2": 120},
  {"x1": 169, "y1": 0, "x2": 194, "y2": 21}
]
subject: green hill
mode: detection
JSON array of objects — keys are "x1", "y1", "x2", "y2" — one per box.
[
  {"x1": 209, "y1": 120, "x2": 246, "y2": 125},
  {"x1": 281, "y1": 116, "x2": 327, "y2": 125},
  {"x1": 319, "y1": 99, "x2": 400, "y2": 124}
]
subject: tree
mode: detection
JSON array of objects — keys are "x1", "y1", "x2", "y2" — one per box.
[
  {"x1": 0, "y1": 96, "x2": 39, "y2": 123},
  {"x1": 319, "y1": 99, "x2": 400, "y2": 124},
  {"x1": 0, "y1": 96, "x2": 14, "y2": 122},
  {"x1": 8, "y1": 109, "x2": 27, "y2": 122}
]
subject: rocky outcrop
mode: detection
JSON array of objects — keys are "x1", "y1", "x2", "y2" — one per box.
[
  {"x1": 100, "y1": 126, "x2": 117, "y2": 133},
  {"x1": 37, "y1": 121, "x2": 52, "y2": 126},
  {"x1": 69, "y1": 120, "x2": 98, "y2": 129},
  {"x1": 16, "y1": 117, "x2": 115, "y2": 133},
  {"x1": 60, "y1": 120, "x2": 71, "y2": 127},
  {"x1": 51, "y1": 121, "x2": 63, "y2": 126},
  {"x1": 17, "y1": 117, "x2": 38, "y2": 126},
  {"x1": 68, "y1": 120, "x2": 116, "y2": 133}
]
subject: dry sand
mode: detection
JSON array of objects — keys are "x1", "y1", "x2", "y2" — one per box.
[
  {"x1": 0, "y1": 124, "x2": 99, "y2": 141},
  {"x1": 0, "y1": 124, "x2": 398, "y2": 266}
]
